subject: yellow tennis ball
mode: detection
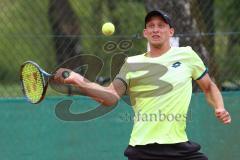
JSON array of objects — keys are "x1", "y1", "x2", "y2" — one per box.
[{"x1": 102, "y1": 22, "x2": 115, "y2": 36}]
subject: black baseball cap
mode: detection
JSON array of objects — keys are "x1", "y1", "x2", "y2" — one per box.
[{"x1": 145, "y1": 10, "x2": 173, "y2": 28}]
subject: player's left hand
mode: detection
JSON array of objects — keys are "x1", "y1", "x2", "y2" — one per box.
[{"x1": 215, "y1": 108, "x2": 231, "y2": 124}]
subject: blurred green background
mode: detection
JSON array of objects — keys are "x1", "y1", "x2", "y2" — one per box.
[
  {"x1": 0, "y1": 0, "x2": 240, "y2": 96},
  {"x1": 0, "y1": 93, "x2": 239, "y2": 160}
]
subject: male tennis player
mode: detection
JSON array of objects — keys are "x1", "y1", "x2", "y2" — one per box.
[{"x1": 54, "y1": 10, "x2": 231, "y2": 160}]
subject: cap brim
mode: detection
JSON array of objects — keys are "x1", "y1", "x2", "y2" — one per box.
[{"x1": 145, "y1": 10, "x2": 172, "y2": 28}]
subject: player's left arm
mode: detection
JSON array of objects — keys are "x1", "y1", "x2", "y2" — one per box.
[{"x1": 196, "y1": 74, "x2": 231, "y2": 124}]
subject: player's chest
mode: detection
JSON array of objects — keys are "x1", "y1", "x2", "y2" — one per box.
[{"x1": 128, "y1": 60, "x2": 191, "y2": 87}]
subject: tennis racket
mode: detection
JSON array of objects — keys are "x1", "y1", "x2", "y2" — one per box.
[{"x1": 20, "y1": 61, "x2": 70, "y2": 104}]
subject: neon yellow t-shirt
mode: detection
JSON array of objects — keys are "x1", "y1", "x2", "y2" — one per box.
[{"x1": 115, "y1": 46, "x2": 207, "y2": 146}]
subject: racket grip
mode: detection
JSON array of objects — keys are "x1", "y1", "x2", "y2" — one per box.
[{"x1": 62, "y1": 71, "x2": 70, "y2": 79}]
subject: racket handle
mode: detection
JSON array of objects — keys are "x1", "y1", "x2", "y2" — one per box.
[{"x1": 62, "y1": 71, "x2": 70, "y2": 79}]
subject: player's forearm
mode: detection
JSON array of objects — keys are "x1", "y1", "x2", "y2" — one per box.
[
  {"x1": 197, "y1": 75, "x2": 231, "y2": 124},
  {"x1": 205, "y1": 82, "x2": 224, "y2": 110},
  {"x1": 73, "y1": 75, "x2": 119, "y2": 106}
]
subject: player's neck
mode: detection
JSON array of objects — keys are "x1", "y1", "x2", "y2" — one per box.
[{"x1": 148, "y1": 43, "x2": 171, "y2": 58}]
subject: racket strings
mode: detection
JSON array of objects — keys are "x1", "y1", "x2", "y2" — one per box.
[{"x1": 21, "y1": 63, "x2": 44, "y2": 103}]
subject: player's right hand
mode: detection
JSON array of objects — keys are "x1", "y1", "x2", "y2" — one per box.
[{"x1": 53, "y1": 68, "x2": 79, "y2": 85}]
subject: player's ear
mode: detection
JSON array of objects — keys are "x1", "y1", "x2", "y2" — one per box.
[
  {"x1": 143, "y1": 29, "x2": 148, "y2": 38},
  {"x1": 169, "y1": 28, "x2": 174, "y2": 37}
]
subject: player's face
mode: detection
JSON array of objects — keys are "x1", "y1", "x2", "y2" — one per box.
[{"x1": 144, "y1": 16, "x2": 174, "y2": 47}]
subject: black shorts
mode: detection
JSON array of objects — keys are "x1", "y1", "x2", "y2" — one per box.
[{"x1": 124, "y1": 141, "x2": 208, "y2": 160}]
